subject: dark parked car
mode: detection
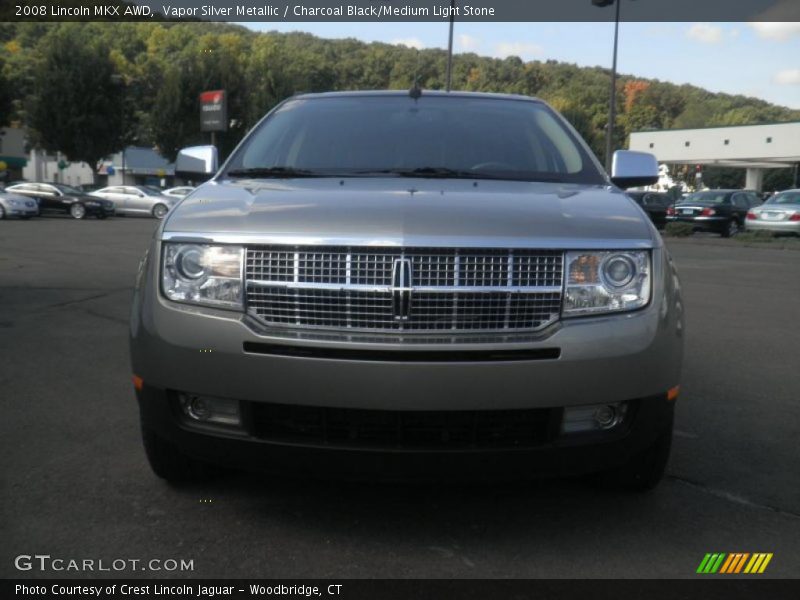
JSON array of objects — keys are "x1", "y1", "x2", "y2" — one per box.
[
  {"x1": 5, "y1": 182, "x2": 115, "y2": 219},
  {"x1": 666, "y1": 190, "x2": 761, "y2": 237},
  {"x1": 626, "y1": 191, "x2": 671, "y2": 229}
]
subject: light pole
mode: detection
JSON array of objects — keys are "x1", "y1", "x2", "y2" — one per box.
[
  {"x1": 593, "y1": 0, "x2": 623, "y2": 173},
  {"x1": 445, "y1": 0, "x2": 456, "y2": 91}
]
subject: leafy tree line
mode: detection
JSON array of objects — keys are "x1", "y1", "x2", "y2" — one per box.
[{"x1": 1, "y1": 21, "x2": 798, "y2": 186}]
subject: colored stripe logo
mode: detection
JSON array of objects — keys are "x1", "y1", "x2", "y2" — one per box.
[{"x1": 697, "y1": 553, "x2": 773, "y2": 574}]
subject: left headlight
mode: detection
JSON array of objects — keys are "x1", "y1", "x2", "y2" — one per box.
[
  {"x1": 563, "y1": 250, "x2": 651, "y2": 316},
  {"x1": 161, "y1": 243, "x2": 243, "y2": 309}
]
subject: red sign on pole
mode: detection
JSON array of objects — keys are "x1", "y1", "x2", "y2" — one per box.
[{"x1": 200, "y1": 90, "x2": 227, "y2": 132}]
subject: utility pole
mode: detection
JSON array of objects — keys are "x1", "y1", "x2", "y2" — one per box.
[
  {"x1": 593, "y1": 0, "x2": 622, "y2": 173},
  {"x1": 445, "y1": 0, "x2": 455, "y2": 91}
]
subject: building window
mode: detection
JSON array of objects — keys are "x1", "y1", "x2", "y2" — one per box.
[
  {"x1": 649, "y1": 143, "x2": 654, "y2": 149},
  {"x1": 685, "y1": 141, "x2": 691, "y2": 147},
  {"x1": 724, "y1": 139, "x2": 730, "y2": 145},
  {"x1": 766, "y1": 137, "x2": 773, "y2": 143}
]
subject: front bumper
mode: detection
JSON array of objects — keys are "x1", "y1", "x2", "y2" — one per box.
[
  {"x1": 130, "y1": 242, "x2": 683, "y2": 475},
  {"x1": 4, "y1": 206, "x2": 38, "y2": 217},
  {"x1": 85, "y1": 203, "x2": 115, "y2": 216},
  {"x1": 137, "y1": 384, "x2": 675, "y2": 480}
]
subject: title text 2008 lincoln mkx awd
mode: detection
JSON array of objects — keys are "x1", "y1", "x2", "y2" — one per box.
[{"x1": 130, "y1": 90, "x2": 683, "y2": 490}]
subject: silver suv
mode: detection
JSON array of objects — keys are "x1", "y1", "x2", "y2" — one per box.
[{"x1": 130, "y1": 91, "x2": 684, "y2": 490}]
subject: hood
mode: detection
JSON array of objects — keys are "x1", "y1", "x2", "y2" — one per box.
[{"x1": 163, "y1": 178, "x2": 657, "y2": 249}]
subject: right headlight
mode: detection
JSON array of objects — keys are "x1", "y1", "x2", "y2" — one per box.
[
  {"x1": 563, "y1": 250, "x2": 651, "y2": 316},
  {"x1": 161, "y1": 243, "x2": 244, "y2": 309}
]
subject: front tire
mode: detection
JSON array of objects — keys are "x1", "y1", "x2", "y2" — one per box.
[
  {"x1": 141, "y1": 426, "x2": 214, "y2": 483},
  {"x1": 594, "y1": 425, "x2": 673, "y2": 492},
  {"x1": 152, "y1": 204, "x2": 168, "y2": 219},
  {"x1": 70, "y1": 203, "x2": 86, "y2": 219}
]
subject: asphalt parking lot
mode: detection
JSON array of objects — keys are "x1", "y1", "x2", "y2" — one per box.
[{"x1": 1, "y1": 217, "x2": 799, "y2": 579}]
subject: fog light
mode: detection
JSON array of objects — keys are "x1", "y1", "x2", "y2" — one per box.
[
  {"x1": 179, "y1": 394, "x2": 241, "y2": 426},
  {"x1": 593, "y1": 405, "x2": 618, "y2": 429},
  {"x1": 562, "y1": 402, "x2": 628, "y2": 434}
]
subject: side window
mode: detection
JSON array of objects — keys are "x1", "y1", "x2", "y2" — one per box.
[
  {"x1": 747, "y1": 193, "x2": 761, "y2": 207},
  {"x1": 39, "y1": 185, "x2": 58, "y2": 195},
  {"x1": 732, "y1": 194, "x2": 747, "y2": 209}
]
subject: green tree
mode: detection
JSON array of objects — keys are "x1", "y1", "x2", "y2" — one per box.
[
  {"x1": 28, "y1": 25, "x2": 129, "y2": 181},
  {"x1": 4, "y1": 21, "x2": 800, "y2": 169},
  {"x1": 0, "y1": 54, "x2": 13, "y2": 127}
]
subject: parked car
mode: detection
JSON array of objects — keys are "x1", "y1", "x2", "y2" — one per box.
[
  {"x1": 0, "y1": 190, "x2": 39, "y2": 219},
  {"x1": 746, "y1": 189, "x2": 800, "y2": 235},
  {"x1": 163, "y1": 186, "x2": 195, "y2": 199},
  {"x1": 666, "y1": 189, "x2": 761, "y2": 237},
  {"x1": 90, "y1": 185, "x2": 177, "y2": 219},
  {"x1": 626, "y1": 191, "x2": 671, "y2": 229},
  {"x1": 5, "y1": 182, "x2": 115, "y2": 219},
  {"x1": 131, "y1": 91, "x2": 683, "y2": 490}
]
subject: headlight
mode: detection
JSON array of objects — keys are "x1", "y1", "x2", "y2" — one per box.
[
  {"x1": 563, "y1": 250, "x2": 651, "y2": 316},
  {"x1": 161, "y1": 243, "x2": 243, "y2": 309}
]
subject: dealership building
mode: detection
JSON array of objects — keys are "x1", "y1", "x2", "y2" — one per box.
[
  {"x1": 629, "y1": 122, "x2": 800, "y2": 191},
  {"x1": 22, "y1": 146, "x2": 176, "y2": 188}
]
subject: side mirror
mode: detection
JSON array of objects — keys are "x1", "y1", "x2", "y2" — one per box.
[
  {"x1": 610, "y1": 150, "x2": 659, "y2": 189},
  {"x1": 175, "y1": 145, "x2": 218, "y2": 179}
]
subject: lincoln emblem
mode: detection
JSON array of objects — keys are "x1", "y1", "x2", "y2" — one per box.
[{"x1": 391, "y1": 258, "x2": 413, "y2": 321}]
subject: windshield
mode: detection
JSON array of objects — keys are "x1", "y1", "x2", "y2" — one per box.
[
  {"x1": 680, "y1": 192, "x2": 731, "y2": 204},
  {"x1": 765, "y1": 191, "x2": 800, "y2": 205},
  {"x1": 137, "y1": 186, "x2": 163, "y2": 196},
  {"x1": 54, "y1": 184, "x2": 83, "y2": 195},
  {"x1": 223, "y1": 95, "x2": 605, "y2": 184}
]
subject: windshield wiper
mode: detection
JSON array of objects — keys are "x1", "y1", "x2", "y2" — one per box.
[
  {"x1": 345, "y1": 167, "x2": 503, "y2": 180},
  {"x1": 348, "y1": 167, "x2": 562, "y2": 182},
  {"x1": 226, "y1": 167, "x2": 324, "y2": 179}
]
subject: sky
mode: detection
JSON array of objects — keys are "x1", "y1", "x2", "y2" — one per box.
[{"x1": 241, "y1": 21, "x2": 800, "y2": 110}]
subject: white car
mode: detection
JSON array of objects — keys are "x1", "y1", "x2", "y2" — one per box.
[
  {"x1": 91, "y1": 185, "x2": 176, "y2": 219},
  {"x1": 0, "y1": 191, "x2": 39, "y2": 219},
  {"x1": 746, "y1": 189, "x2": 800, "y2": 235},
  {"x1": 163, "y1": 186, "x2": 196, "y2": 199}
]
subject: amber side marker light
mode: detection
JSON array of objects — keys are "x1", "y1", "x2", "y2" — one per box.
[
  {"x1": 132, "y1": 375, "x2": 143, "y2": 391},
  {"x1": 667, "y1": 385, "x2": 680, "y2": 401}
]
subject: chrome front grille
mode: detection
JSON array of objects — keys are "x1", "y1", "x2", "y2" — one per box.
[{"x1": 245, "y1": 247, "x2": 563, "y2": 333}]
